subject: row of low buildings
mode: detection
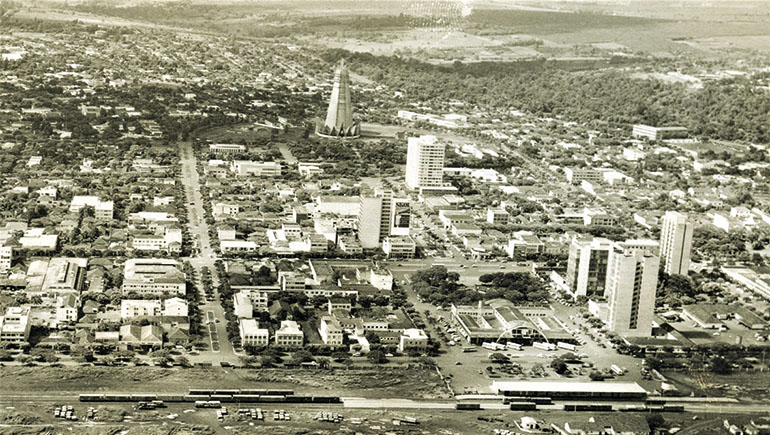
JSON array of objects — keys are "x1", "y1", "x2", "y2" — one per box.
[
  {"x1": 238, "y1": 313, "x2": 429, "y2": 353},
  {"x1": 0, "y1": 257, "x2": 189, "y2": 347}
]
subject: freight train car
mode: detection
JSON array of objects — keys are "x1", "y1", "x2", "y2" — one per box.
[{"x1": 509, "y1": 402, "x2": 537, "y2": 411}]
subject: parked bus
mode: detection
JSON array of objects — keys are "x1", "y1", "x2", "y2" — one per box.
[
  {"x1": 482, "y1": 342, "x2": 505, "y2": 351},
  {"x1": 533, "y1": 342, "x2": 556, "y2": 351},
  {"x1": 557, "y1": 342, "x2": 577, "y2": 351},
  {"x1": 506, "y1": 342, "x2": 522, "y2": 351}
]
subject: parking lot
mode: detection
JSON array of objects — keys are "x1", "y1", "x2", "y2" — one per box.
[{"x1": 406, "y1": 281, "x2": 655, "y2": 395}]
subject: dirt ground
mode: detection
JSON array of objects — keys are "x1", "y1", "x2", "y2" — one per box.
[
  {"x1": 0, "y1": 366, "x2": 447, "y2": 399},
  {"x1": 663, "y1": 370, "x2": 770, "y2": 401},
  {"x1": 0, "y1": 404, "x2": 761, "y2": 435}
]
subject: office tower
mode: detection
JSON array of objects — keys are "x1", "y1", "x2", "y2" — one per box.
[
  {"x1": 405, "y1": 135, "x2": 445, "y2": 191},
  {"x1": 565, "y1": 237, "x2": 613, "y2": 299},
  {"x1": 357, "y1": 189, "x2": 395, "y2": 249},
  {"x1": 317, "y1": 59, "x2": 360, "y2": 138},
  {"x1": 606, "y1": 245, "x2": 660, "y2": 337},
  {"x1": 659, "y1": 211, "x2": 693, "y2": 276}
]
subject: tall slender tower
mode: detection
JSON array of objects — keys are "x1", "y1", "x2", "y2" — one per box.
[
  {"x1": 317, "y1": 59, "x2": 360, "y2": 138},
  {"x1": 606, "y1": 245, "x2": 659, "y2": 337},
  {"x1": 405, "y1": 135, "x2": 445, "y2": 191},
  {"x1": 659, "y1": 211, "x2": 693, "y2": 276}
]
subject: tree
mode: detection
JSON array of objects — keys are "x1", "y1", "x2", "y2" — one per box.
[
  {"x1": 489, "y1": 352, "x2": 509, "y2": 363},
  {"x1": 331, "y1": 351, "x2": 350, "y2": 362},
  {"x1": 644, "y1": 356, "x2": 663, "y2": 371},
  {"x1": 366, "y1": 350, "x2": 388, "y2": 364},
  {"x1": 646, "y1": 413, "x2": 665, "y2": 431},
  {"x1": 710, "y1": 356, "x2": 732, "y2": 375},
  {"x1": 589, "y1": 371, "x2": 604, "y2": 381},
  {"x1": 364, "y1": 331, "x2": 381, "y2": 344},
  {"x1": 176, "y1": 356, "x2": 192, "y2": 368},
  {"x1": 291, "y1": 350, "x2": 315, "y2": 365},
  {"x1": 317, "y1": 357, "x2": 331, "y2": 369},
  {"x1": 550, "y1": 358, "x2": 569, "y2": 375}
]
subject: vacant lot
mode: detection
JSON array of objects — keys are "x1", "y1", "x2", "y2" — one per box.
[
  {"x1": 663, "y1": 370, "x2": 770, "y2": 401},
  {"x1": 0, "y1": 366, "x2": 446, "y2": 399}
]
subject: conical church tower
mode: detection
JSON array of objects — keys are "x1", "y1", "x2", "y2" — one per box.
[{"x1": 317, "y1": 60, "x2": 360, "y2": 138}]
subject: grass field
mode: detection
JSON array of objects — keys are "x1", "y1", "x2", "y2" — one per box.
[
  {"x1": 663, "y1": 370, "x2": 770, "y2": 401},
  {"x1": 0, "y1": 366, "x2": 447, "y2": 399}
]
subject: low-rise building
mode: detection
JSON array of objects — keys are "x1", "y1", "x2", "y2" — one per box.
[
  {"x1": 120, "y1": 324, "x2": 163, "y2": 348},
  {"x1": 487, "y1": 208, "x2": 510, "y2": 225},
  {"x1": 122, "y1": 258, "x2": 186, "y2": 297},
  {"x1": 0, "y1": 246, "x2": 12, "y2": 273},
  {"x1": 69, "y1": 196, "x2": 113, "y2": 220},
  {"x1": 234, "y1": 291, "x2": 254, "y2": 318},
  {"x1": 382, "y1": 236, "x2": 416, "y2": 258},
  {"x1": 220, "y1": 240, "x2": 258, "y2": 254},
  {"x1": 212, "y1": 202, "x2": 240, "y2": 218},
  {"x1": 506, "y1": 231, "x2": 544, "y2": 258},
  {"x1": 41, "y1": 257, "x2": 88, "y2": 294},
  {"x1": 18, "y1": 231, "x2": 58, "y2": 251},
  {"x1": 399, "y1": 328, "x2": 429, "y2": 352},
  {"x1": 119, "y1": 298, "x2": 188, "y2": 319},
  {"x1": 632, "y1": 124, "x2": 688, "y2": 141},
  {"x1": 55, "y1": 294, "x2": 79, "y2": 323},
  {"x1": 306, "y1": 234, "x2": 328, "y2": 253},
  {"x1": 319, "y1": 316, "x2": 344, "y2": 346},
  {"x1": 231, "y1": 160, "x2": 282, "y2": 177},
  {"x1": 131, "y1": 228, "x2": 182, "y2": 253},
  {"x1": 0, "y1": 307, "x2": 32, "y2": 344},
  {"x1": 209, "y1": 143, "x2": 246, "y2": 154},
  {"x1": 218, "y1": 226, "x2": 237, "y2": 241},
  {"x1": 338, "y1": 236, "x2": 363, "y2": 255},
  {"x1": 298, "y1": 162, "x2": 323, "y2": 178},
  {"x1": 121, "y1": 300, "x2": 161, "y2": 318},
  {"x1": 239, "y1": 318, "x2": 270, "y2": 347},
  {"x1": 564, "y1": 168, "x2": 601, "y2": 185},
  {"x1": 275, "y1": 320, "x2": 303, "y2": 348}
]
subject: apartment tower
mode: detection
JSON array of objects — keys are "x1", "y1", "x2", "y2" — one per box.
[
  {"x1": 659, "y1": 211, "x2": 693, "y2": 276},
  {"x1": 405, "y1": 135, "x2": 445, "y2": 191},
  {"x1": 605, "y1": 245, "x2": 660, "y2": 337}
]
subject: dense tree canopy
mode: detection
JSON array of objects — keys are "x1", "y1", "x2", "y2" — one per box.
[{"x1": 325, "y1": 50, "x2": 770, "y2": 143}]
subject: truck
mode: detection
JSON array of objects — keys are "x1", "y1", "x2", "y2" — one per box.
[
  {"x1": 557, "y1": 341, "x2": 577, "y2": 352},
  {"x1": 533, "y1": 342, "x2": 556, "y2": 351}
]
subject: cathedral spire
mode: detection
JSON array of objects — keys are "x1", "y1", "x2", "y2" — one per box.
[{"x1": 317, "y1": 59, "x2": 360, "y2": 138}]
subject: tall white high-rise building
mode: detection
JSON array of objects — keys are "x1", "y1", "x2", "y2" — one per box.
[
  {"x1": 606, "y1": 245, "x2": 659, "y2": 337},
  {"x1": 659, "y1": 211, "x2": 693, "y2": 276},
  {"x1": 565, "y1": 237, "x2": 613, "y2": 299},
  {"x1": 358, "y1": 197, "x2": 383, "y2": 249},
  {"x1": 358, "y1": 189, "x2": 402, "y2": 249},
  {"x1": 405, "y1": 135, "x2": 445, "y2": 191}
]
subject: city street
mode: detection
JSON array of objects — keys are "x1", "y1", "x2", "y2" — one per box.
[{"x1": 178, "y1": 141, "x2": 237, "y2": 364}]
